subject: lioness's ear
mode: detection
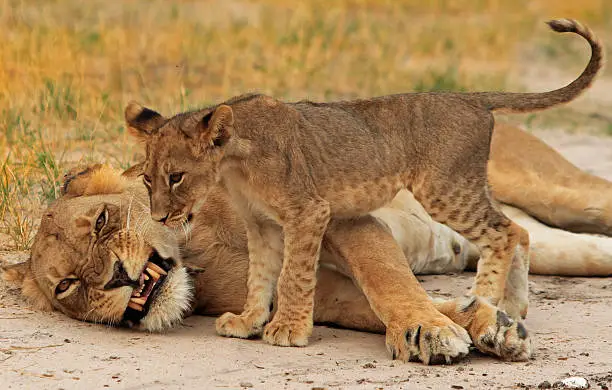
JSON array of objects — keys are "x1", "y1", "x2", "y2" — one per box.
[
  {"x1": 121, "y1": 162, "x2": 145, "y2": 179},
  {"x1": 125, "y1": 101, "x2": 166, "y2": 143},
  {"x1": 62, "y1": 164, "x2": 126, "y2": 197},
  {"x1": 198, "y1": 105, "x2": 234, "y2": 149},
  {"x1": 2, "y1": 261, "x2": 29, "y2": 284},
  {"x1": 1, "y1": 261, "x2": 53, "y2": 311}
]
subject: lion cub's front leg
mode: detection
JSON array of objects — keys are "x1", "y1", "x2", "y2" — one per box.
[
  {"x1": 262, "y1": 198, "x2": 331, "y2": 346},
  {"x1": 217, "y1": 197, "x2": 331, "y2": 347},
  {"x1": 216, "y1": 217, "x2": 283, "y2": 339}
]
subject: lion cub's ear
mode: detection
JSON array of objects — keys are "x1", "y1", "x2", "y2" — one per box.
[
  {"x1": 125, "y1": 101, "x2": 167, "y2": 143},
  {"x1": 1, "y1": 261, "x2": 53, "y2": 311},
  {"x1": 191, "y1": 105, "x2": 234, "y2": 151}
]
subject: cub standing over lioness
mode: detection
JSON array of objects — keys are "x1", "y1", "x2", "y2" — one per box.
[{"x1": 127, "y1": 19, "x2": 602, "y2": 349}]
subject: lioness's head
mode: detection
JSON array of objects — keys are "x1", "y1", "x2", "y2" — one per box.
[
  {"x1": 125, "y1": 101, "x2": 234, "y2": 228},
  {"x1": 1, "y1": 165, "x2": 192, "y2": 331}
]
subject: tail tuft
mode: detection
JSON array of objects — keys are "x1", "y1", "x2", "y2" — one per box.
[{"x1": 546, "y1": 19, "x2": 579, "y2": 34}]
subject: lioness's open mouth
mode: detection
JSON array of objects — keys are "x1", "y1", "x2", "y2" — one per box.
[{"x1": 121, "y1": 250, "x2": 175, "y2": 327}]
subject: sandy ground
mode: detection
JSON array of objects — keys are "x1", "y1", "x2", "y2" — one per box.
[{"x1": 1, "y1": 131, "x2": 612, "y2": 390}]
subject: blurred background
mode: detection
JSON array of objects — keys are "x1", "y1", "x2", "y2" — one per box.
[{"x1": 0, "y1": 0, "x2": 611, "y2": 250}]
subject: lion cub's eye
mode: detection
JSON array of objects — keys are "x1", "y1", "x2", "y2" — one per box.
[
  {"x1": 55, "y1": 279, "x2": 77, "y2": 295},
  {"x1": 142, "y1": 174, "x2": 152, "y2": 187},
  {"x1": 95, "y1": 207, "x2": 108, "y2": 232},
  {"x1": 169, "y1": 172, "x2": 184, "y2": 187}
]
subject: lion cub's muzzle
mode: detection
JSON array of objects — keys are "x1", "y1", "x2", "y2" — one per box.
[{"x1": 120, "y1": 250, "x2": 175, "y2": 327}]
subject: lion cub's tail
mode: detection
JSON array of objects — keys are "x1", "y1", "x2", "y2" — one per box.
[{"x1": 477, "y1": 19, "x2": 603, "y2": 113}]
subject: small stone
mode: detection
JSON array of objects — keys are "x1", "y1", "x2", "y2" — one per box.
[
  {"x1": 560, "y1": 377, "x2": 589, "y2": 389},
  {"x1": 239, "y1": 382, "x2": 253, "y2": 388},
  {"x1": 362, "y1": 362, "x2": 376, "y2": 369},
  {"x1": 538, "y1": 381, "x2": 552, "y2": 389}
]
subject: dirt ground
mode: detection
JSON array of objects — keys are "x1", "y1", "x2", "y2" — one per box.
[{"x1": 1, "y1": 131, "x2": 612, "y2": 390}]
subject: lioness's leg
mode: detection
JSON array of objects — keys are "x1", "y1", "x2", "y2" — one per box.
[
  {"x1": 319, "y1": 217, "x2": 530, "y2": 362},
  {"x1": 490, "y1": 124, "x2": 612, "y2": 236},
  {"x1": 261, "y1": 197, "x2": 331, "y2": 347},
  {"x1": 314, "y1": 271, "x2": 531, "y2": 361},
  {"x1": 413, "y1": 177, "x2": 530, "y2": 320},
  {"x1": 502, "y1": 204, "x2": 612, "y2": 276},
  {"x1": 433, "y1": 296, "x2": 531, "y2": 361},
  {"x1": 323, "y1": 216, "x2": 470, "y2": 364},
  {"x1": 216, "y1": 213, "x2": 284, "y2": 339}
]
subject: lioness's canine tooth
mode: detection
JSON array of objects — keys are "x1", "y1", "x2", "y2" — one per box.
[
  {"x1": 128, "y1": 301, "x2": 143, "y2": 311},
  {"x1": 147, "y1": 267, "x2": 160, "y2": 280},
  {"x1": 131, "y1": 297, "x2": 147, "y2": 305},
  {"x1": 147, "y1": 261, "x2": 168, "y2": 276},
  {"x1": 144, "y1": 274, "x2": 150, "y2": 280}
]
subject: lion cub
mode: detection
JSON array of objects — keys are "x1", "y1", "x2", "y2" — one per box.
[{"x1": 128, "y1": 19, "x2": 602, "y2": 347}]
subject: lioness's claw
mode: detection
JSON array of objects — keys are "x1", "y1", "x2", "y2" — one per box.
[
  {"x1": 215, "y1": 312, "x2": 262, "y2": 339},
  {"x1": 472, "y1": 307, "x2": 532, "y2": 361},
  {"x1": 385, "y1": 321, "x2": 471, "y2": 365}
]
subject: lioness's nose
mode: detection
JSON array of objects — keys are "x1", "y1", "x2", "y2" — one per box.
[
  {"x1": 104, "y1": 261, "x2": 140, "y2": 290},
  {"x1": 152, "y1": 212, "x2": 169, "y2": 224}
]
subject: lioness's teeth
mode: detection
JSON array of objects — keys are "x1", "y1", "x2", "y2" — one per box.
[
  {"x1": 147, "y1": 267, "x2": 160, "y2": 280},
  {"x1": 147, "y1": 261, "x2": 168, "y2": 276},
  {"x1": 128, "y1": 301, "x2": 143, "y2": 311},
  {"x1": 144, "y1": 274, "x2": 150, "y2": 281},
  {"x1": 131, "y1": 297, "x2": 147, "y2": 305}
]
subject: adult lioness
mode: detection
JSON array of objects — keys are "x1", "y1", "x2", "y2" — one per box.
[
  {"x1": 127, "y1": 19, "x2": 602, "y2": 348},
  {"x1": 2, "y1": 164, "x2": 531, "y2": 364}
]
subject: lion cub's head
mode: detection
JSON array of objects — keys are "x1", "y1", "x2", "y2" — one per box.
[
  {"x1": 125, "y1": 101, "x2": 235, "y2": 228},
  {"x1": 1, "y1": 165, "x2": 192, "y2": 331}
]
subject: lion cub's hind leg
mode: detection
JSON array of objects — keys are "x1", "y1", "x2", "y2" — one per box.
[
  {"x1": 433, "y1": 296, "x2": 531, "y2": 361},
  {"x1": 498, "y1": 239, "x2": 530, "y2": 319},
  {"x1": 413, "y1": 175, "x2": 530, "y2": 320}
]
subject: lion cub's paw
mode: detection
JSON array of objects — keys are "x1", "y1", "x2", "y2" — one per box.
[
  {"x1": 215, "y1": 312, "x2": 263, "y2": 339},
  {"x1": 472, "y1": 308, "x2": 532, "y2": 361},
  {"x1": 262, "y1": 318, "x2": 312, "y2": 347},
  {"x1": 385, "y1": 320, "x2": 471, "y2": 365}
]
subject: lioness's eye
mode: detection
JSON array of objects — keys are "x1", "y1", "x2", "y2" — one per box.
[
  {"x1": 55, "y1": 279, "x2": 75, "y2": 295},
  {"x1": 142, "y1": 174, "x2": 152, "y2": 186},
  {"x1": 169, "y1": 172, "x2": 184, "y2": 186},
  {"x1": 95, "y1": 208, "x2": 108, "y2": 232}
]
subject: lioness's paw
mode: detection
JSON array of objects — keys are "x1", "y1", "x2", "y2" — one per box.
[
  {"x1": 215, "y1": 312, "x2": 263, "y2": 339},
  {"x1": 473, "y1": 310, "x2": 532, "y2": 361},
  {"x1": 262, "y1": 318, "x2": 311, "y2": 347},
  {"x1": 385, "y1": 320, "x2": 471, "y2": 365}
]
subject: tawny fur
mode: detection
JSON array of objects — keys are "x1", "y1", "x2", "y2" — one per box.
[
  {"x1": 127, "y1": 19, "x2": 602, "y2": 347},
  {"x1": 4, "y1": 123, "x2": 612, "y2": 364}
]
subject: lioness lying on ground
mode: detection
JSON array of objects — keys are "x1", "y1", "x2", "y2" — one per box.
[
  {"x1": 126, "y1": 19, "x2": 602, "y2": 353},
  {"x1": 3, "y1": 124, "x2": 612, "y2": 365}
]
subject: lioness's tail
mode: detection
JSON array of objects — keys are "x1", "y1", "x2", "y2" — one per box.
[{"x1": 478, "y1": 19, "x2": 603, "y2": 113}]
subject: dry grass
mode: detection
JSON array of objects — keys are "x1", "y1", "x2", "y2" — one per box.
[{"x1": 0, "y1": 0, "x2": 610, "y2": 249}]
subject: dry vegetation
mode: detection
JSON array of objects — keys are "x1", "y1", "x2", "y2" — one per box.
[{"x1": 0, "y1": 0, "x2": 610, "y2": 250}]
